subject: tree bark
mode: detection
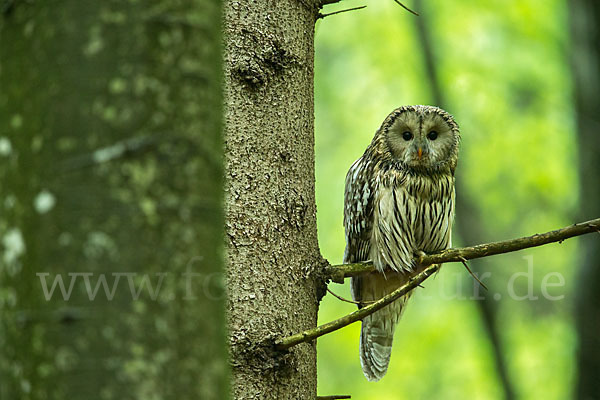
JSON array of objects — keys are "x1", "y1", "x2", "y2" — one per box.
[
  {"x1": 223, "y1": 1, "x2": 322, "y2": 399},
  {"x1": 0, "y1": 1, "x2": 226, "y2": 399},
  {"x1": 569, "y1": 0, "x2": 600, "y2": 398}
]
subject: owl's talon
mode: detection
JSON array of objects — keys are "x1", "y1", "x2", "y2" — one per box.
[{"x1": 415, "y1": 250, "x2": 427, "y2": 263}]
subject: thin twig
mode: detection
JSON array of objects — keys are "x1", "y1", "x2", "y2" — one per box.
[
  {"x1": 316, "y1": 396, "x2": 351, "y2": 400},
  {"x1": 278, "y1": 217, "x2": 600, "y2": 350},
  {"x1": 459, "y1": 256, "x2": 488, "y2": 291},
  {"x1": 393, "y1": 0, "x2": 419, "y2": 16},
  {"x1": 317, "y1": 5, "x2": 366, "y2": 19},
  {"x1": 326, "y1": 287, "x2": 373, "y2": 305}
]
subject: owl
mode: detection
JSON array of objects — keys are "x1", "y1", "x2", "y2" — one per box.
[{"x1": 344, "y1": 105, "x2": 460, "y2": 381}]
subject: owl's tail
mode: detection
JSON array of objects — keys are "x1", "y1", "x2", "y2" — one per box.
[{"x1": 352, "y1": 273, "x2": 411, "y2": 381}]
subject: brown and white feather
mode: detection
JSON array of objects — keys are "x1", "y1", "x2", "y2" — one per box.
[{"x1": 343, "y1": 105, "x2": 459, "y2": 381}]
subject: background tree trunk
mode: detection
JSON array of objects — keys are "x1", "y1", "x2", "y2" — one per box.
[
  {"x1": 412, "y1": 2, "x2": 516, "y2": 397},
  {"x1": 223, "y1": 0, "x2": 322, "y2": 399},
  {"x1": 0, "y1": 1, "x2": 226, "y2": 399},
  {"x1": 569, "y1": 0, "x2": 600, "y2": 398}
]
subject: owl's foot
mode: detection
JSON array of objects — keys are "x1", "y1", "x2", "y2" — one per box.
[{"x1": 414, "y1": 250, "x2": 427, "y2": 264}]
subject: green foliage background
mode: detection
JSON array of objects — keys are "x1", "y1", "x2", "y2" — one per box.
[{"x1": 314, "y1": 0, "x2": 579, "y2": 398}]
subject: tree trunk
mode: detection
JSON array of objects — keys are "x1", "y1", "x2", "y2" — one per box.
[
  {"x1": 569, "y1": 0, "x2": 600, "y2": 398},
  {"x1": 0, "y1": 1, "x2": 226, "y2": 399},
  {"x1": 223, "y1": 1, "x2": 322, "y2": 399}
]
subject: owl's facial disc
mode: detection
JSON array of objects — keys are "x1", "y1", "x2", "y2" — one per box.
[{"x1": 385, "y1": 110, "x2": 458, "y2": 171}]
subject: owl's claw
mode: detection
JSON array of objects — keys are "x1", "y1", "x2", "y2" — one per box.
[{"x1": 414, "y1": 250, "x2": 427, "y2": 263}]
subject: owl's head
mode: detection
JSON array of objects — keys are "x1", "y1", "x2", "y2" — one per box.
[{"x1": 378, "y1": 105, "x2": 460, "y2": 173}]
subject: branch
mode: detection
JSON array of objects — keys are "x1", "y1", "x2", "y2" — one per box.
[
  {"x1": 278, "y1": 263, "x2": 439, "y2": 350},
  {"x1": 324, "y1": 217, "x2": 600, "y2": 281},
  {"x1": 319, "y1": 0, "x2": 417, "y2": 16},
  {"x1": 392, "y1": 0, "x2": 419, "y2": 16},
  {"x1": 326, "y1": 287, "x2": 366, "y2": 305},
  {"x1": 276, "y1": 217, "x2": 600, "y2": 350},
  {"x1": 317, "y1": 5, "x2": 366, "y2": 19}
]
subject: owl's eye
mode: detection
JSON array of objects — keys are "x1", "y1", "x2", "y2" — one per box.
[
  {"x1": 402, "y1": 131, "x2": 413, "y2": 141},
  {"x1": 427, "y1": 131, "x2": 438, "y2": 140}
]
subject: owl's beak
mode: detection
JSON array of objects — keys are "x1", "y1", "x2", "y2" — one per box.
[{"x1": 417, "y1": 148, "x2": 423, "y2": 159}]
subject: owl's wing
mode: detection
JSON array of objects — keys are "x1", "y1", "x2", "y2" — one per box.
[
  {"x1": 343, "y1": 155, "x2": 374, "y2": 265},
  {"x1": 344, "y1": 156, "x2": 403, "y2": 381}
]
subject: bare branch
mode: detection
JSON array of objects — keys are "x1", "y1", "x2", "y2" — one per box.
[
  {"x1": 277, "y1": 263, "x2": 440, "y2": 350},
  {"x1": 317, "y1": 5, "x2": 366, "y2": 19},
  {"x1": 326, "y1": 287, "x2": 373, "y2": 305},
  {"x1": 277, "y1": 217, "x2": 600, "y2": 350},
  {"x1": 319, "y1": 0, "x2": 417, "y2": 16},
  {"x1": 393, "y1": 0, "x2": 419, "y2": 16},
  {"x1": 459, "y1": 256, "x2": 488, "y2": 291},
  {"x1": 324, "y1": 217, "x2": 600, "y2": 280}
]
